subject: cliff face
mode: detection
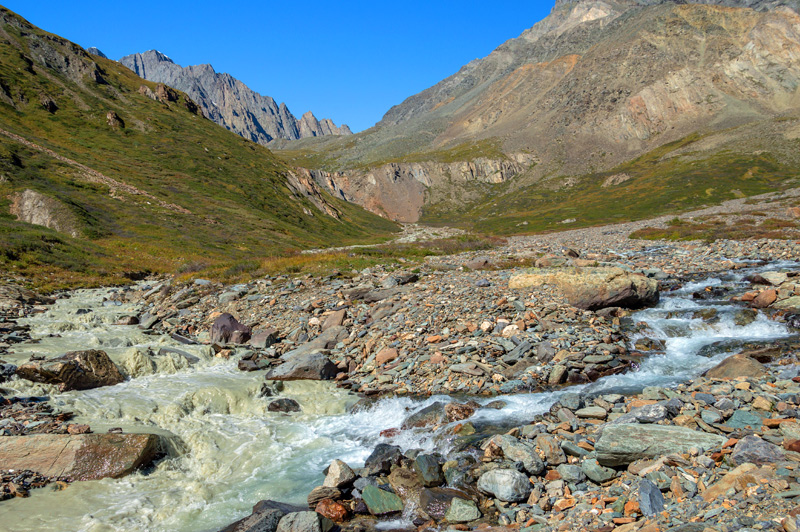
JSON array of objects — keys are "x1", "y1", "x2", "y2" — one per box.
[{"x1": 119, "y1": 51, "x2": 351, "y2": 144}]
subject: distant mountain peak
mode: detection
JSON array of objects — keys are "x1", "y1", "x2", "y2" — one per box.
[
  {"x1": 86, "y1": 47, "x2": 107, "y2": 58},
  {"x1": 118, "y1": 51, "x2": 351, "y2": 144}
]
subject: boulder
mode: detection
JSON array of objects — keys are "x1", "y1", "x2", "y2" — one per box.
[
  {"x1": 364, "y1": 444, "x2": 402, "y2": 476},
  {"x1": 280, "y1": 326, "x2": 347, "y2": 360},
  {"x1": 415, "y1": 454, "x2": 445, "y2": 487},
  {"x1": 361, "y1": 485, "x2": 404, "y2": 515},
  {"x1": 420, "y1": 487, "x2": 471, "y2": 521},
  {"x1": 211, "y1": 313, "x2": 252, "y2": 345},
  {"x1": 265, "y1": 353, "x2": 338, "y2": 381},
  {"x1": 321, "y1": 310, "x2": 347, "y2": 331},
  {"x1": 732, "y1": 435, "x2": 786, "y2": 465},
  {"x1": 703, "y1": 354, "x2": 766, "y2": 380},
  {"x1": 314, "y1": 499, "x2": 349, "y2": 523},
  {"x1": 509, "y1": 267, "x2": 659, "y2": 310},
  {"x1": 249, "y1": 329, "x2": 279, "y2": 349},
  {"x1": 323, "y1": 459, "x2": 356, "y2": 488},
  {"x1": 596, "y1": 424, "x2": 726, "y2": 466},
  {"x1": 268, "y1": 399, "x2": 301, "y2": 413},
  {"x1": 638, "y1": 478, "x2": 664, "y2": 517},
  {"x1": 488, "y1": 434, "x2": 544, "y2": 475},
  {"x1": 581, "y1": 459, "x2": 616, "y2": 483},
  {"x1": 220, "y1": 500, "x2": 300, "y2": 532},
  {"x1": 445, "y1": 498, "x2": 481, "y2": 523},
  {"x1": 276, "y1": 512, "x2": 333, "y2": 532},
  {"x1": 0, "y1": 433, "x2": 158, "y2": 481},
  {"x1": 476, "y1": 469, "x2": 531, "y2": 502},
  {"x1": 16, "y1": 349, "x2": 124, "y2": 391},
  {"x1": 307, "y1": 487, "x2": 341, "y2": 508},
  {"x1": 753, "y1": 290, "x2": 778, "y2": 309},
  {"x1": 402, "y1": 402, "x2": 446, "y2": 429}
]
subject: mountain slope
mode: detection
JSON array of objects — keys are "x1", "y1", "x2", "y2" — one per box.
[
  {"x1": 119, "y1": 50, "x2": 352, "y2": 144},
  {"x1": 273, "y1": 0, "x2": 800, "y2": 228},
  {"x1": 0, "y1": 7, "x2": 395, "y2": 289}
]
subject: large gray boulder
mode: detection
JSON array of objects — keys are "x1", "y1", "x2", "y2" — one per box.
[
  {"x1": 219, "y1": 500, "x2": 301, "y2": 532},
  {"x1": 276, "y1": 512, "x2": 333, "y2": 532},
  {"x1": 510, "y1": 267, "x2": 659, "y2": 310},
  {"x1": 596, "y1": 424, "x2": 726, "y2": 466},
  {"x1": 265, "y1": 353, "x2": 338, "y2": 381},
  {"x1": 476, "y1": 469, "x2": 531, "y2": 502}
]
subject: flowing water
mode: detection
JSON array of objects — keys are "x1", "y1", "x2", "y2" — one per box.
[{"x1": 0, "y1": 263, "x2": 797, "y2": 532}]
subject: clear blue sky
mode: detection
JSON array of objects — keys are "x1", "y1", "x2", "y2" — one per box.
[{"x1": 4, "y1": 1, "x2": 554, "y2": 132}]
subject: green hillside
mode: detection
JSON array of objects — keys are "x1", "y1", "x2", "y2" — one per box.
[{"x1": 0, "y1": 8, "x2": 397, "y2": 290}]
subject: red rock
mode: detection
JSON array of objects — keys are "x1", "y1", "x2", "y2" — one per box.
[
  {"x1": 315, "y1": 498, "x2": 349, "y2": 522},
  {"x1": 66, "y1": 424, "x2": 91, "y2": 435},
  {"x1": 426, "y1": 335, "x2": 443, "y2": 344},
  {"x1": 785, "y1": 440, "x2": 800, "y2": 453},
  {"x1": 380, "y1": 428, "x2": 400, "y2": 438},
  {"x1": 545, "y1": 470, "x2": 562, "y2": 481},
  {"x1": 624, "y1": 500, "x2": 640, "y2": 516}
]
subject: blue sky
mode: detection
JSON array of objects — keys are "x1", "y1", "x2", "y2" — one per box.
[{"x1": 4, "y1": 1, "x2": 554, "y2": 132}]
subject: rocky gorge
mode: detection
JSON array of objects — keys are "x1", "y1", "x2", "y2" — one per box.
[{"x1": 0, "y1": 215, "x2": 798, "y2": 531}]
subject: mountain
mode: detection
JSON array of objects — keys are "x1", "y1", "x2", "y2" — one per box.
[
  {"x1": 274, "y1": 0, "x2": 800, "y2": 230},
  {"x1": 119, "y1": 50, "x2": 352, "y2": 144},
  {"x1": 0, "y1": 7, "x2": 395, "y2": 289}
]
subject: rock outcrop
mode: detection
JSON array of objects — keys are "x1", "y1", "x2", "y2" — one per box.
[
  {"x1": 0, "y1": 433, "x2": 159, "y2": 481},
  {"x1": 119, "y1": 50, "x2": 351, "y2": 144},
  {"x1": 9, "y1": 189, "x2": 83, "y2": 237}
]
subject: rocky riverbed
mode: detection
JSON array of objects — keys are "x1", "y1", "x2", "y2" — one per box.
[{"x1": 0, "y1": 225, "x2": 799, "y2": 531}]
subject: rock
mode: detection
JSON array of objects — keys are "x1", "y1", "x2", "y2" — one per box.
[
  {"x1": 249, "y1": 329, "x2": 279, "y2": 349},
  {"x1": 509, "y1": 267, "x2": 659, "y2": 310},
  {"x1": 364, "y1": 443, "x2": 402, "y2": 476},
  {"x1": 476, "y1": 469, "x2": 531, "y2": 502},
  {"x1": 559, "y1": 393, "x2": 585, "y2": 410},
  {"x1": 490, "y1": 434, "x2": 545, "y2": 475},
  {"x1": 726, "y1": 410, "x2": 763, "y2": 430},
  {"x1": 281, "y1": 327, "x2": 347, "y2": 360},
  {"x1": 466, "y1": 257, "x2": 492, "y2": 270},
  {"x1": 276, "y1": 512, "x2": 333, "y2": 532},
  {"x1": 402, "y1": 402, "x2": 446, "y2": 429},
  {"x1": 16, "y1": 349, "x2": 124, "y2": 391},
  {"x1": 633, "y1": 404, "x2": 668, "y2": 424},
  {"x1": 211, "y1": 313, "x2": 252, "y2": 345},
  {"x1": 702, "y1": 463, "x2": 759, "y2": 502},
  {"x1": 0, "y1": 363, "x2": 17, "y2": 383},
  {"x1": 753, "y1": 289, "x2": 778, "y2": 308},
  {"x1": 268, "y1": 399, "x2": 301, "y2": 413},
  {"x1": 596, "y1": 424, "x2": 726, "y2": 466},
  {"x1": 536, "y1": 434, "x2": 567, "y2": 466},
  {"x1": 704, "y1": 354, "x2": 766, "y2": 380},
  {"x1": 556, "y1": 464, "x2": 585, "y2": 483},
  {"x1": 375, "y1": 348, "x2": 398, "y2": 365},
  {"x1": 220, "y1": 500, "x2": 296, "y2": 532},
  {"x1": 361, "y1": 485, "x2": 404, "y2": 515},
  {"x1": 576, "y1": 406, "x2": 607, "y2": 419},
  {"x1": 638, "y1": 478, "x2": 664, "y2": 517},
  {"x1": 323, "y1": 459, "x2": 356, "y2": 488},
  {"x1": 415, "y1": 454, "x2": 444, "y2": 486},
  {"x1": 549, "y1": 364, "x2": 567, "y2": 385},
  {"x1": 321, "y1": 310, "x2": 346, "y2": 331},
  {"x1": 445, "y1": 498, "x2": 480, "y2": 523},
  {"x1": 307, "y1": 487, "x2": 341, "y2": 508},
  {"x1": 445, "y1": 402, "x2": 476, "y2": 422},
  {"x1": 314, "y1": 499, "x2": 348, "y2": 523},
  {"x1": 419, "y1": 487, "x2": 469, "y2": 520},
  {"x1": 732, "y1": 435, "x2": 786, "y2": 465},
  {"x1": 0, "y1": 433, "x2": 158, "y2": 481},
  {"x1": 581, "y1": 458, "x2": 616, "y2": 483},
  {"x1": 265, "y1": 353, "x2": 338, "y2": 381}
]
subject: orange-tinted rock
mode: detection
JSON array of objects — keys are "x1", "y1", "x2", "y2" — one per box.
[
  {"x1": 445, "y1": 402, "x2": 476, "y2": 422},
  {"x1": 376, "y1": 348, "x2": 399, "y2": 365},
  {"x1": 753, "y1": 290, "x2": 777, "y2": 309},
  {"x1": 315, "y1": 498, "x2": 349, "y2": 522}
]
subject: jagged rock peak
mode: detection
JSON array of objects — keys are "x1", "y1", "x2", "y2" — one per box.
[
  {"x1": 118, "y1": 50, "x2": 351, "y2": 144},
  {"x1": 86, "y1": 47, "x2": 107, "y2": 59}
]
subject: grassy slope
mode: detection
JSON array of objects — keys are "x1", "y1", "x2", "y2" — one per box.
[
  {"x1": 420, "y1": 132, "x2": 800, "y2": 234},
  {"x1": 0, "y1": 8, "x2": 397, "y2": 290}
]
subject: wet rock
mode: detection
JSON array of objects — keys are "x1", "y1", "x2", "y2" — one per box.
[
  {"x1": 361, "y1": 485, "x2": 404, "y2": 515},
  {"x1": 210, "y1": 313, "x2": 252, "y2": 345},
  {"x1": 0, "y1": 363, "x2": 17, "y2": 383},
  {"x1": 323, "y1": 459, "x2": 356, "y2": 489},
  {"x1": 401, "y1": 402, "x2": 446, "y2": 429},
  {"x1": 444, "y1": 402, "x2": 475, "y2": 422},
  {"x1": 364, "y1": 444, "x2": 402, "y2": 476},
  {"x1": 753, "y1": 289, "x2": 778, "y2": 309},
  {"x1": 268, "y1": 399, "x2": 301, "y2": 413},
  {"x1": 476, "y1": 469, "x2": 531, "y2": 502},
  {"x1": 704, "y1": 354, "x2": 766, "y2": 380},
  {"x1": 638, "y1": 478, "x2": 664, "y2": 517},
  {"x1": 490, "y1": 434, "x2": 544, "y2": 475},
  {"x1": 415, "y1": 454, "x2": 444, "y2": 487},
  {"x1": 16, "y1": 350, "x2": 124, "y2": 391},
  {"x1": 420, "y1": 487, "x2": 469, "y2": 520},
  {"x1": 732, "y1": 435, "x2": 786, "y2": 465},
  {"x1": 220, "y1": 500, "x2": 295, "y2": 532},
  {"x1": 265, "y1": 353, "x2": 338, "y2": 381},
  {"x1": 0, "y1": 433, "x2": 158, "y2": 481},
  {"x1": 314, "y1": 499, "x2": 349, "y2": 523},
  {"x1": 276, "y1": 511, "x2": 333, "y2": 532},
  {"x1": 596, "y1": 424, "x2": 726, "y2": 466},
  {"x1": 445, "y1": 498, "x2": 480, "y2": 523}
]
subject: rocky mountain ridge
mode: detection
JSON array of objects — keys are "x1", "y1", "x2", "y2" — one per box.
[
  {"x1": 119, "y1": 50, "x2": 351, "y2": 144},
  {"x1": 276, "y1": 0, "x2": 800, "y2": 228}
]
